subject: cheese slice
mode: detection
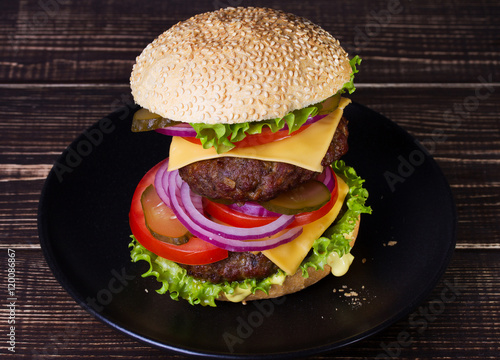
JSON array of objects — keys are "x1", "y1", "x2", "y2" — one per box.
[
  {"x1": 168, "y1": 98, "x2": 351, "y2": 173},
  {"x1": 262, "y1": 175, "x2": 349, "y2": 275}
]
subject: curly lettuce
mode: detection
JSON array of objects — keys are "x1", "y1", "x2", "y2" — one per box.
[
  {"x1": 129, "y1": 238, "x2": 285, "y2": 307},
  {"x1": 300, "y1": 159, "x2": 371, "y2": 275},
  {"x1": 128, "y1": 160, "x2": 371, "y2": 307},
  {"x1": 338, "y1": 55, "x2": 361, "y2": 95},
  {"x1": 190, "y1": 56, "x2": 362, "y2": 153},
  {"x1": 190, "y1": 104, "x2": 320, "y2": 153}
]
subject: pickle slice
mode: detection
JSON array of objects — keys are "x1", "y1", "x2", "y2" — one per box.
[
  {"x1": 318, "y1": 93, "x2": 341, "y2": 115},
  {"x1": 131, "y1": 108, "x2": 181, "y2": 132},
  {"x1": 141, "y1": 185, "x2": 190, "y2": 245},
  {"x1": 260, "y1": 180, "x2": 331, "y2": 215}
]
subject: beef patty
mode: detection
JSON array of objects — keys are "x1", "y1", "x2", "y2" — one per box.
[
  {"x1": 179, "y1": 117, "x2": 349, "y2": 202},
  {"x1": 178, "y1": 251, "x2": 278, "y2": 283}
]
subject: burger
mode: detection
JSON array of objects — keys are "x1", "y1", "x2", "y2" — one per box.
[{"x1": 127, "y1": 7, "x2": 371, "y2": 306}]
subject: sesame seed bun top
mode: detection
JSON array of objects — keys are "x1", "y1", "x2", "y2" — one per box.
[{"x1": 130, "y1": 7, "x2": 353, "y2": 125}]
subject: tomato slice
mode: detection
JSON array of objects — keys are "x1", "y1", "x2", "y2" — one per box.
[
  {"x1": 182, "y1": 124, "x2": 310, "y2": 149},
  {"x1": 129, "y1": 159, "x2": 228, "y2": 265},
  {"x1": 204, "y1": 169, "x2": 339, "y2": 228}
]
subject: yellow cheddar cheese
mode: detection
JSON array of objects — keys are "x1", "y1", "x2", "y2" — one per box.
[
  {"x1": 262, "y1": 176, "x2": 349, "y2": 275},
  {"x1": 167, "y1": 98, "x2": 351, "y2": 173}
]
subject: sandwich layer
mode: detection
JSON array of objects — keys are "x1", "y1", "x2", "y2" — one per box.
[{"x1": 168, "y1": 98, "x2": 351, "y2": 173}]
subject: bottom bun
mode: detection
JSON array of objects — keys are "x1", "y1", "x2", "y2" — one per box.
[
  {"x1": 218, "y1": 217, "x2": 360, "y2": 303},
  {"x1": 218, "y1": 265, "x2": 331, "y2": 303}
]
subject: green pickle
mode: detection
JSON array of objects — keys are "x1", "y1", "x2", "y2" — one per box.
[
  {"x1": 131, "y1": 108, "x2": 181, "y2": 132},
  {"x1": 318, "y1": 93, "x2": 341, "y2": 115},
  {"x1": 260, "y1": 180, "x2": 331, "y2": 215},
  {"x1": 141, "y1": 185, "x2": 190, "y2": 245}
]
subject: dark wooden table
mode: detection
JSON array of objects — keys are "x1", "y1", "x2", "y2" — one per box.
[{"x1": 1, "y1": 0, "x2": 499, "y2": 359}]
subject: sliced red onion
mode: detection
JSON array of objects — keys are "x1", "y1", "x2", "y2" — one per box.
[
  {"x1": 302, "y1": 113, "x2": 328, "y2": 126},
  {"x1": 154, "y1": 114, "x2": 328, "y2": 139},
  {"x1": 191, "y1": 190, "x2": 203, "y2": 213},
  {"x1": 317, "y1": 167, "x2": 326, "y2": 183},
  {"x1": 322, "y1": 167, "x2": 335, "y2": 193},
  {"x1": 180, "y1": 181, "x2": 294, "y2": 240},
  {"x1": 166, "y1": 170, "x2": 302, "y2": 251},
  {"x1": 228, "y1": 201, "x2": 281, "y2": 217},
  {"x1": 174, "y1": 169, "x2": 183, "y2": 189},
  {"x1": 155, "y1": 124, "x2": 197, "y2": 137},
  {"x1": 198, "y1": 226, "x2": 303, "y2": 252},
  {"x1": 226, "y1": 166, "x2": 336, "y2": 218},
  {"x1": 154, "y1": 158, "x2": 170, "y2": 208}
]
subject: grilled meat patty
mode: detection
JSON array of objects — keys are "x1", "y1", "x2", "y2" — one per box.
[
  {"x1": 179, "y1": 117, "x2": 349, "y2": 203},
  {"x1": 179, "y1": 251, "x2": 279, "y2": 283}
]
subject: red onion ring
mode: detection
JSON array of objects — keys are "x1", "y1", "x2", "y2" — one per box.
[
  {"x1": 154, "y1": 158, "x2": 170, "y2": 208},
  {"x1": 166, "y1": 170, "x2": 303, "y2": 251},
  {"x1": 201, "y1": 226, "x2": 303, "y2": 252},
  {"x1": 227, "y1": 166, "x2": 336, "y2": 218},
  {"x1": 228, "y1": 202, "x2": 281, "y2": 217},
  {"x1": 301, "y1": 113, "x2": 328, "y2": 127},
  {"x1": 321, "y1": 166, "x2": 335, "y2": 193},
  {"x1": 154, "y1": 113, "x2": 328, "y2": 138},
  {"x1": 155, "y1": 124, "x2": 197, "y2": 137},
  {"x1": 179, "y1": 180, "x2": 294, "y2": 241}
]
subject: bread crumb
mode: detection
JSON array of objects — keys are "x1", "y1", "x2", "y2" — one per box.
[
  {"x1": 332, "y1": 284, "x2": 373, "y2": 309},
  {"x1": 362, "y1": 258, "x2": 367, "y2": 263},
  {"x1": 388, "y1": 241, "x2": 397, "y2": 246}
]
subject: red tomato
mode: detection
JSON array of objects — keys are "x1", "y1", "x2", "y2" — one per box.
[
  {"x1": 182, "y1": 125, "x2": 310, "y2": 148},
  {"x1": 204, "y1": 169, "x2": 339, "y2": 228},
  {"x1": 129, "y1": 159, "x2": 228, "y2": 265}
]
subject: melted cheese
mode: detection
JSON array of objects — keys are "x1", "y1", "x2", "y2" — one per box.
[
  {"x1": 327, "y1": 252, "x2": 354, "y2": 276},
  {"x1": 168, "y1": 98, "x2": 351, "y2": 172},
  {"x1": 224, "y1": 286, "x2": 252, "y2": 303},
  {"x1": 262, "y1": 176, "x2": 350, "y2": 275},
  {"x1": 223, "y1": 272, "x2": 286, "y2": 302}
]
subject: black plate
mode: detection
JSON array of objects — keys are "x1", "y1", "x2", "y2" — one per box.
[{"x1": 38, "y1": 103, "x2": 456, "y2": 358}]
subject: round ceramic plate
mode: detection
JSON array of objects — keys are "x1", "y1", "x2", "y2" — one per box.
[{"x1": 38, "y1": 103, "x2": 456, "y2": 358}]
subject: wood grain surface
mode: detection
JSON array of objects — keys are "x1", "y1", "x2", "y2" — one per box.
[{"x1": 1, "y1": 0, "x2": 499, "y2": 359}]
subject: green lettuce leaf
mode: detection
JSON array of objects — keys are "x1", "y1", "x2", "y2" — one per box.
[
  {"x1": 128, "y1": 160, "x2": 371, "y2": 306},
  {"x1": 190, "y1": 104, "x2": 321, "y2": 153},
  {"x1": 299, "y1": 159, "x2": 371, "y2": 275},
  {"x1": 129, "y1": 239, "x2": 287, "y2": 307},
  {"x1": 338, "y1": 55, "x2": 362, "y2": 95}
]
